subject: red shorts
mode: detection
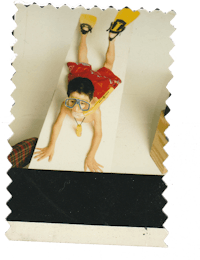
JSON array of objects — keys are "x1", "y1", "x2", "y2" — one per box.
[{"x1": 67, "y1": 62, "x2": 122, "y2": 99}]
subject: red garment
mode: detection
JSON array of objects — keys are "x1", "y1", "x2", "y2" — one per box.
[{"x1": 67, "y1": 62, "x2": 122, "y2": 99}]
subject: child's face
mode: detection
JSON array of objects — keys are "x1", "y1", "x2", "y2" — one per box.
[{"x1": 69, "y1": 91, "x2": 91, "y2": 118}]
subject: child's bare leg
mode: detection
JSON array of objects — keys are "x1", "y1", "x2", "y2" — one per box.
[
  {"x1": 103, "y1": 35, "x2": 116, "y2": 71},
  {"x1": 78, "y1": 32, "x2": 89, "y2": 64}
]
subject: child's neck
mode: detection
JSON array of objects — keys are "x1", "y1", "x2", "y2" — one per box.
[{"x1": 71, "y1": 111, "x2": 85, "y2": 122}]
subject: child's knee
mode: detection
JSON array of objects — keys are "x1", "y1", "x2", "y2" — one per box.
[{"x1": 103, "y1": 62, "x2": 113, "y2": 71}]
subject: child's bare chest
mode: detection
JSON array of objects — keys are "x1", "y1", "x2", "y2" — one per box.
[
  {"x1": 67, "y1": 110, "x2": 94, "y2": 124},
  {"x1": 82, "y1": 115, "x2": 94, "y2": 123}
]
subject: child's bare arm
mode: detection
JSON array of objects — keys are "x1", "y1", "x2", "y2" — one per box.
[
  {"x1": 84, "y1": 108, "x2": 104, "y2": 172},
  {"x1": 34, "y1": 102, "x2": 67, "y2": 162}
]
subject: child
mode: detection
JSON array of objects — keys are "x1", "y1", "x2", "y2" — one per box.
[{"x1": 34, "y1": 17, "x2": 122, "y2": 173}]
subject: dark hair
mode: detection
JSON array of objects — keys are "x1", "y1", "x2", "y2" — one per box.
[{"x1": 67, "y1": 77, "x2": 94, "y2": 100}]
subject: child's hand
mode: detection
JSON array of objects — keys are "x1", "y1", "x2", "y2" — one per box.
[
  {"x1": 84, "y1": 155, "x2": 104, "y2": 172},
  {"x1": 34, "y1": 146, "x2": 54, "y2": 162}
]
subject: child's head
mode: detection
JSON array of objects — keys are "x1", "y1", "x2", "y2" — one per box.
[{"x1": 67, "y1": 77, "x2": 94, "y2": 101}]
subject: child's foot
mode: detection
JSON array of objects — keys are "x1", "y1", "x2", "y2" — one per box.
[
  {"x1": 107, "y1": 21, "x2": 126, "y2": 41},
  {"x1": 109, "y1": 32, "x2": 117, "y2": 42},
  {"x1": 79, "y1": 14, "x2": 97, "y2": 34},
  {"x1": 80, "y1": 23, "x2": 92, "y2": 35}
]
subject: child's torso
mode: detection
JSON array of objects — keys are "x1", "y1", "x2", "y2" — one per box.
[{"x1": 65, "y1": 107, "x2": 95, "y2": 124}]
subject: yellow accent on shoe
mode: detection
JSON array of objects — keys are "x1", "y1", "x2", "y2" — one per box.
[
  {"x1": 80, "y1": 14, "x2": 97, "y2": 29},
  {"x1": 114, "y1": 8, "x2": 140, "y2": 28},
  {"x1": 107, "y1": 8, "x2": 140, "y2": 41}
]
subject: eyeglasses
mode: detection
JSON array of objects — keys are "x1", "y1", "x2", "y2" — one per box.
[{"x1": 65, "y1": 98, "x2": 90, "y2": 111}]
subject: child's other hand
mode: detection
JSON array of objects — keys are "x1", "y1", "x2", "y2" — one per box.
[
  {"x1": 84, "y1": 156, "x2": 104, "y2": 173},
  {"x1": 34, "y1": 146, "x2": 54, "y2": 162}
]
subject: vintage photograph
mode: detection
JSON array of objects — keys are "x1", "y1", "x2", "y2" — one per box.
[
  {"x1": 9, "y1": 5, "x2": 174, "y2": 175},
  {"x1": 6, "y1": 4, "x2": 174, "y2": 247}
]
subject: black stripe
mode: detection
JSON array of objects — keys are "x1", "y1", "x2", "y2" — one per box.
[{"x1": 7, "y1": 168, "x2": 167, "y2": 228}]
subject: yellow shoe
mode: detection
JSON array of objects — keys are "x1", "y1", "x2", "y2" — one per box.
[
  {"x1": 79, "y1": 14, "x2": 97, "y2": 34},
  {"x1": 107, "y1": 7, "x2": 140, "y2": 41}
]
